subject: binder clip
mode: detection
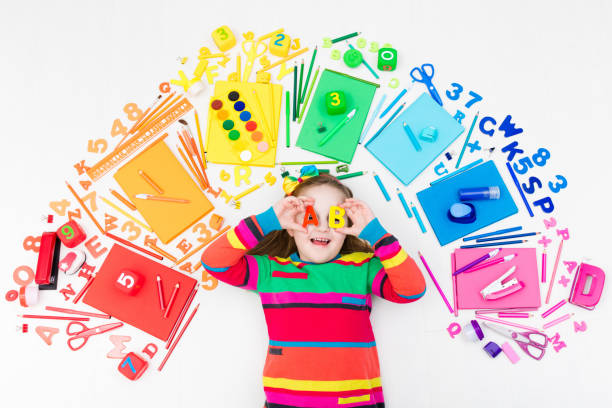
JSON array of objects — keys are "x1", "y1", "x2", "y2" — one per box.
[
  {"x1": 569, "y1": 262, "x2": 605, "y2": 310},
  {"x1": 480, "y1": 266, "x2": 524, "y2": 300}
]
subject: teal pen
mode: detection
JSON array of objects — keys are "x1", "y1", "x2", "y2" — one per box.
[
  {"x1": 359, "y1": 94, "x2": 387, "y2": 144},
  {"x1": 455, "y1": 111, "x2": 479, "y2": 169},
  {"x1": 373, "y1": 172, "x2": 391, "y2": 201},
  {"x1": 403, "y1": 122, "x2": 421, "y2": 151},
  {"x1": 396, "y1": 188, "x2": 412, "y2": 218},
  {"x1": 318, "y1": 108, "x2": 357, "y2": 146},
  {"x1": 365, "y1": 102, "x2": 405, "y2": 145},
  {"x1": 411, "y1": 201, "x2": 427, "y2": 233}
]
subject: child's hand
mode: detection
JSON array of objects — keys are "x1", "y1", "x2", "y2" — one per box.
[
  {"x1": 273, "y1": 196, "x2": 314, "y2": 233},
  {"x1": 336, "y1": 198, "x2": 375, "y2": 237}
]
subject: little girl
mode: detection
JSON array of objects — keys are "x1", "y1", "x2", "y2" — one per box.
[{"x1": 201, "y1": 166, "x2": 426, "y2": 408}]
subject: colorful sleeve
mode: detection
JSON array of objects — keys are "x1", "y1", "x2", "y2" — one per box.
[
  {"x1": 360, "y1": 218, "x2": 427, "y2": 303},
  {"x1": 200, "y1": 206, "x2": 280, "y2": 291}
]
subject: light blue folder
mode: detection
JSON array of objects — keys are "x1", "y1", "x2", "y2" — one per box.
[
  {"x1": 416, "y1": 161, "x2": 518, "y2": 246},
  {"x1": 365, "y1": 92, "x2": 464, "y2": 185}
]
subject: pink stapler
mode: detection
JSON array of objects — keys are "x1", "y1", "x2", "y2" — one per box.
[
  {"x1": 569, "y1": 262, "x2": 605, "y2": 310},
  {"x1": 480, "y1": 266, "x2": 524, "y2": 300}
]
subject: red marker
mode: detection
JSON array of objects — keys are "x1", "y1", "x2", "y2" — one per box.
[{"x1": 164, "y1": 283, "x2": 180, "y2": 318}]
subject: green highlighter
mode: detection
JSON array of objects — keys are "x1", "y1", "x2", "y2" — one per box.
[{"x1": 318, "y1": 108, "x2": 357, "y2": 146}]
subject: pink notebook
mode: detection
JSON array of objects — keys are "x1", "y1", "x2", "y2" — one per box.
[{"x1": 452, "y1": 248, "x2": 541, "y2": 311}]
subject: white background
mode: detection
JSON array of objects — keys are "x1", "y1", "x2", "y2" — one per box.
[{"x1": 1, "y1": 0, "x2": 612, "y2": 407}]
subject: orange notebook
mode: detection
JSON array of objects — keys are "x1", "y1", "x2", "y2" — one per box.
[
  {"x1": 83, "y1": 244, "x2": 197, "y2": 341},
  {"x1": 114, "y1": 138, "x2": 213, "y2": 244}
]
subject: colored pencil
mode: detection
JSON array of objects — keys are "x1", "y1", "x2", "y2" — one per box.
[
  {"x1": 455, "y1": 111, "x2": 479, "y2": 169},
  {"x1": 403, "y1": 122, "x2": 421, "y2": 151},
  {"x1": 257, "y1": 48, "x2": 309, "y2": 73},
  {"x1": 476, "y1": 232, "x2": 540, "y2": 242},
  {"x1": 300, "y1": 47, "x2": 317, "y2": 103},
  {"x1": 100, "y1": 196, "x2": 153, "y2": 232},
  {"x1": 292, "y1": 62, "x2": 297, "y2": 121},
  {"x1": 104, "y1": 231, "x2": 163, "y2": 260},
  {"x1": 430, "y1": 159, "x2": 483, "y2": 186},
  {"x1": 464, "y1": 253, "x2": 516, "y2": 273},
  {"x1": 463, "y1": 226, "x2": 523, "y2": 241},
  {"x1": 454, "y1": 249, "x2": 500, "y2": 275},
  {"x1": 138, "y1": 170, "x2": 164, "y2": 194},
  {"x1": 476, "y1": 315, "x2": 542, "y2": 333},
  {"x1": 164, "y1": 283, "x2": 180, "y2": 318},
  {"x1": 336, "y1": 171, "x2": 366, "y2": 180},
  {"x1": 133, "y1": 92, "x2": 180, "y2": 135},
  {"x1": 285, "y1": 91, "x2": 291, "y2": 147},
  {"x1": 373, "y1": 172, "x2": 390, "y2": 201},
  {"x1": 110, "y1": 189, "x2": 137, "y2": 211},
  {"x1": 380, "y1": 89, "x2": 407, "y2": 119},
  {"x1": 233, "y1": 183, "x2": 263, "y2": 201},
  {"x1": 256, "y1": 28, "x2": 284, "y2": 43},
  {"x1": 506, "y1": 162, "x2": 534, "y2": 217},
  {"x1": 65, "y1": 181, "x2": 104, "y2": 235},
  {"x1": 45, "y1": 306, "x2": 110, "y2": 319},
  {"x1": 331, "y1": 32, "x2": 360, "y2": 43},
  {"x1": 173, "y1": 225, "x2": 231, "y2": 266},
  {"x1": 279, "y1": 160, "x2": 338, "y2": 165},
  {"x1": 365, "y1": 102, "x2": 405, "y2": 145},
  {"x1": 177, "y1": 145, "x2": 207, "y2": 191},
  {"x1": 156, "y1": 275, "x2": 165, "y2": 311},
  {"x1": 498, "y1": 312, "x2": 530, "y2": 318},
  {"x1": 396, "y1": 188, "x2": 413, "y2": 218},
  {"x1": 411, "y1": 202, "x2": 426, "y2": 233},
  {"x1": 298, "y1": 59, "x2": 304, "y2": 112},
  {"x1": 146, "y1": 242, "x2": 178, "y2": 263},
  {"x1": 541, "y1": 299, "x2": 567, "y2": 318},
  {"x1": 166, "y1": 284, "x2": 198, "y2": 348},
  {"x1": 542, "y1": 250, "x2": 547, "y2": 283},
  {"x1": 418, "y1": 251, "x2": 453, "y2": 314},
  {"x1": 73, "y1": 274, "x2": 95, "y2": 304},
  {"x1": 178, "y1": 130, "x2": 208, "y2": 188},
  {"x1": 460, "y1": 240, "x2": 527, "y2": 249},
  {"x1": 359, "y1": 94, "x2": 386, "y2": 144},
  {"x1": 347, "y1": 44, "x2": 378, "y2": 79},
  {"x1": 158, "y1": 303, "x2": 200, "y2": 371},
  {"x1": 298, "y1": 66, "x2": 319, "y2": 123},
  {"x1": 546, "y1": 239, "x2": 564, "y2": 304},
  {"x1": 18, "y1": 314, "x2": 89, "y2": 321},
  {"x1": 543, "y1": 313, "x2": 573, "y2": 330}
]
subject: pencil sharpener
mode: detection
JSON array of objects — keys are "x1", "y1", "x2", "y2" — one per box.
[
  {"x1": 56, "y1": 220, "x2": 87, "y2": 248},
  {"x1": 419, "y1": 126, "x2": 438, "y2": 142},
  {"x1": 118, "y1": 352, "x2": 148, "y2": 380},
  {"x1": 114, "y1": 269, "x2": 144, "y2": 295}
]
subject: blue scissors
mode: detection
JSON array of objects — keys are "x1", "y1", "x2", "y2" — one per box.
[
  {"x1": 482, "y1": 321, "x2": 548, "y2": 360},
  {"x1": 410, "y1": 63, "x2": 443, "y2": 106}
]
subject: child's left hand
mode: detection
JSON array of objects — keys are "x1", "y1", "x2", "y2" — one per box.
[{"x1": 336, "y1": 198, "x2": 375, "y2": 237}]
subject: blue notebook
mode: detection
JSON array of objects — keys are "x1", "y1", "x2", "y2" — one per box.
[
  {"x1": 416, "y1": 160, "x2": 518, "y2": 246},
  {"x1": 365, "y1": 92, "x2": 464, "y2": 185}
]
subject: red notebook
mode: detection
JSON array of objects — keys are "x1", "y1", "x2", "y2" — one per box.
[{"x1": 83, "y1": 244, "x2": 197, "y2": 340}]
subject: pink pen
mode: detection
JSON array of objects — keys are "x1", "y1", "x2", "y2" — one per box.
[
  {"x1": 465, "y1": 253, "x2": 516, "y2": 273},
  {"x1": 541, "y1": 251, "x2": 547, "y2": 283},
  {"x1": 498, "y1": 312, "x2": 530, "y2": 318},
  {"x1": 418, "y1": 251, "x2": 454, "y2": 314}
]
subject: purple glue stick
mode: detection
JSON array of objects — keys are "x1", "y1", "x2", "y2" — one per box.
[{"x1": 459, "y1": 186, "x2": 500, "y2": 200}]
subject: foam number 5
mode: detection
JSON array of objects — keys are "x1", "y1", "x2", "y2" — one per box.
[
  {"x1": 116, "y1": 272, "x2": 135, "y2": 289},
  {"x1": 548, "y1": 175, "x2": 568, "y2": 193},
  {"x1": 330, "y1": 92, "x2": 341, "y2": 106},
  {"x1": 87, "y1": 139, "x2": 108, "y2": 154},
  {"x1": 512, "y1": 156, "x2": 533, "y2": 175},
  {"x1": 446, "y1": 83, "x2": 463, "y2": 100}
]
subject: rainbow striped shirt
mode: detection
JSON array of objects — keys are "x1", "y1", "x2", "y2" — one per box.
[{"x1": 201, "y1": 207, "x2": 426, "y2": 408}]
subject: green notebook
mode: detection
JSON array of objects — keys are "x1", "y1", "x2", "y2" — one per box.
[{"x1": 296, "y1": 69, "x2": 379, "y2": 163}]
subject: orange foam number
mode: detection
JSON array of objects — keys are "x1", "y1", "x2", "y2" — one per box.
[
  {"x1": 107, "y1": 335, "x2": 131, "y2": 359},
  {"x1": 193, "y1": 222, "x2": 212, "y2": 244},
  {"x1": 179, "y1": 262, "x2": 193, "y2": 274},
  {"x1": 80, "y1": 180, "x2": 92, "y2": 191},
  {"x1": 23, "y1": 235, "x2": 41, "y2": 253},
  {"x1": 68, "y1": 208, "x2": 82, "y2": 221},
  {"x1": 110, "y1": 118, "x2": 128, "y2": 138},
  {"x1": 123, "y1": 103, "x2": 143, "y2": 122},
  {"x1": 302, "y1": 205, "x2": 319, "y2": 228},
  {"x1": 176, "y1": 239, "x2": 193, "y2": 255},
  {"x1": 159, "y1": 82, "x2": 171, "y2": 93},
  {"x1": 49, "y1": 199, "x2": 70, "y2": 216},
  {"x1": 87, "y1": 139, "x2": 108, "y2": 154},
  {"x1": 209, "y1": 214, "x2": 224, "y2": 231},
  {"x1": 328, "y1": 206, "x2": 346, "y2": 229},
  {"x1": 105, "y1": 213, "x2": 118, "y2": 232},
  {"x1": 121, "y1": 221, "x2": 141, "y2": 241},
  {"x1": 82, "y1": 190, "x2": 98, "y2": 212},
  {"x1": 36, "y1": 326, "x2": 60, "y2": 346},
  {"x1": 74, "y1": 160, "x2": 91, "y2": 176},
  {"x1": 84, "y1": 236, "x2": 108, "y2": 259},
  {"x1": 201, "y1": 270, "x2": 219, "y2": 291},
  {"x1": 13, "y1": 265, "x2": 35, "y2": 286}
]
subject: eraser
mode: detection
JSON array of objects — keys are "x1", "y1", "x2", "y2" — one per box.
[{"x1": 501, "y1": 341, "x2": 520, "y2": 364}]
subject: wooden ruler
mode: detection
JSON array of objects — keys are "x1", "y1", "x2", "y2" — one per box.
[{"x1": 87, "y1": 97, "x2": 194, "y2": 181}]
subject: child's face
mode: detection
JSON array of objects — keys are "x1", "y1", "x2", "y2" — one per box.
[{"x1": 288, "y1": 184, "x2": 348, "y2": 264}]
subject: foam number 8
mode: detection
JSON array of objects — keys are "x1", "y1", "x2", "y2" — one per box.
[
  {"x1": 61, "y1": 225, "x2": 74, "y2": 240},
  {"x1": 270, "y1": 33, "x2": 291, "y2": 57},
  {"x1": 548, "y1": 175, "x2": 568, "y2": 193},
  {"x1": 368, "y1": 41, "x2": 379, "y2": 53},
  {"x1": 533, "y1": 148, "x2": 551, "y2": 166},
  {"x1": 123, "y1": 103, "x2": 143, "y2": 122},
  {"x1": 330, "y1": 49, "x2": 341, "y2": 60},
  {"x1": 23, "y1": 235, "x2": 41, "y2": 253}
]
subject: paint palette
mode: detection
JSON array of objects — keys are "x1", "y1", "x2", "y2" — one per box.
[{"x1": 206, "y1": 81, "x2": 282, "y2": 167}]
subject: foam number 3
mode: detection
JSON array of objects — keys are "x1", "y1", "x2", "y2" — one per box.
[
  {"x1": 330, "y1": 49, "x2": 341, "y2": 60},
  {"x1": 548, "y1": 175, "x2": 568, "y2": 193},
  {"x1": 216, "y1": 27, "x2": 228, "y2": 41},
  {"x1": 120, "y1": 221, "x2": 141, "y2": 241},
  {"x1": 330, "y1": 92, "x2": 341, "y2": 106},
  {"x1": 192, "y1": 222, "x2": 212, "y2": 244},
  {"x1": 446, "y1": 83, "x2": 463, "y2": 100}
]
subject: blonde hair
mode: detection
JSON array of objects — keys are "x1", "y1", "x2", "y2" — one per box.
[{"x1": 246, "y1": 174, "x2": 374, "y2": 257}]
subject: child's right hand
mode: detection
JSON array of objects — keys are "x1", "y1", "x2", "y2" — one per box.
[{"x1": 273, "y1": 196, "x2": 314, "y2": 233}]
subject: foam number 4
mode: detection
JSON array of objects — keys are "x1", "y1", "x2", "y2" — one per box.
[
  {"x1": 49, "y1": 199, "x2": 70, "y2": 216},
  {"x1": 548, "y1": 175, "x2": 568, "y2": 194},
  {"x1": 110, "y1": 118, "x2": 128, "y2": 138}
]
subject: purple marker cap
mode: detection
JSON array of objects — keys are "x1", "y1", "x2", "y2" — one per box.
[
  {"x1": 470, "y1": 320, "x2": 484, "y2": 341},
  {"x1": 484, "y1": 341, "x2": 502, "y2": 358}
]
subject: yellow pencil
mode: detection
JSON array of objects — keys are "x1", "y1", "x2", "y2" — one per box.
[
  {"x1": 234, "y1": 183, "x2": 263, "y2": 200},
  {"x1": 194, "y1": 111, "x2": 206, "y2": 169},
  {"x1": 256, "y1": 28, "x2": 284, "y2": 43},
  {"x1": 237, "y1": 55, "x2": 241, "y2": 82},
  {"x1": 100, "y1": 196, "x2": 153, "y2": 232},
  {"x1": 257, "y1": 48, "x2": 309, "y2": 73}
]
